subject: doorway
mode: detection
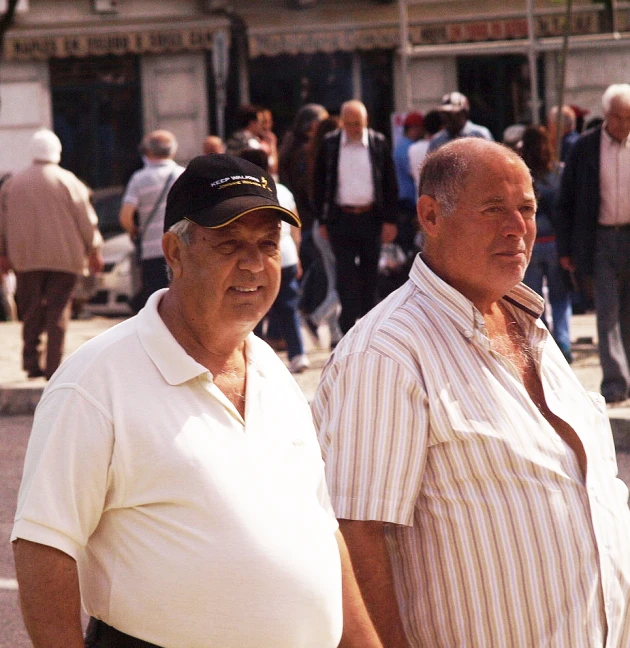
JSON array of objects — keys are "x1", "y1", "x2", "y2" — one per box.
[
  {"x1": 457, "y1": 54, "x2": 544, "y2": 140},
  {"x1": 50, "y1": 54, "x2": 143, "y2": 190}
]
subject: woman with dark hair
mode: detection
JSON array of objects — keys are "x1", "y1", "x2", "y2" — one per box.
[
  {"x1": 278, "y1": 103, "x2": 329, "y2": 241},
  {"x1": 520, "y1": 125, "x2": 573, "y2": 363}
]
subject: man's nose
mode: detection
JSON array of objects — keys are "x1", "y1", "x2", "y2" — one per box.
[
  {"x1": 503, "y1": 209, "x2": 528, "y2": 236},
  {"x1": 238, "y1": 244, "x2": 265, "y2": 272}
]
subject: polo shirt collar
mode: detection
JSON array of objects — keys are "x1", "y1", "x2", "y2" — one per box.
[
  {"x1": 341, "y1": 128, "x2": 369, "y2": 147},
  {"x1": 136, "y1": 289, "x2": 211, "y2": 385},
  {"x1": 145, "y1": 158, "x2": 177, "y2": 168},
  {"x1": 410, "y1": 254, "x2": 544, "y2": 335}
]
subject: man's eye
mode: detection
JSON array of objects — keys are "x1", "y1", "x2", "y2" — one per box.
[
  {"x1": 521, "y1": 206, "x2": 537, "y2": 219},
  {"x1": 261, "y1": 240, "x2": 279, "y2": 254},
  {"x1": 216, "y1": 242, "x2": 239, "y2": 255}
]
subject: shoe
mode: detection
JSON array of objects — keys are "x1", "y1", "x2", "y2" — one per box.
[
  {"x1": 303, "y1": 316, "x2": 320, "y2": 343},
  {"x1": 289, "y1": 354, "x2": 310, "y2": 374}
]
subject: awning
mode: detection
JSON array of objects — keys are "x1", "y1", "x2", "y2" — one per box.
[{"x1": 2, "y1": 17, "x2": 230, "y2": 61}]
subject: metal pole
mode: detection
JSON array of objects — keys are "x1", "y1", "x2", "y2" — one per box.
[
  {"x1": 526, "y1": 0, "x2": 540, "y2": 124},
  {"x1": 555, "y1": 0, "x2": 573, "y2": 160},
  {"x1": 399, "y1": 0, "x2": 411, "y2": 111}
]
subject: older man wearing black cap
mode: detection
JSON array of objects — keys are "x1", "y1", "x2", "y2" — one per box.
[
  {"x1": 428, "y1": 91, "x2": 494, "y2": 151},
  {"x1": 12, "y1": 155, "x2": 380, "y2": 648}
]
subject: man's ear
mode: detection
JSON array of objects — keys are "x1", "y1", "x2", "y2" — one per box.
[
  {"x1": 417, "y1": 195, "x2": 441, "y2": 238},
  {"x1": 162, "y1": 232, "x2": 183, "y2": 279}
]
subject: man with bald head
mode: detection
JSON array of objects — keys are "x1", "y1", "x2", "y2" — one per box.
[
  {"x1": 119, "y1": 129, "x2": 184, "y2": 310},
  {"x1": 314, "y1": 100, "x2": 398, "y2": 333},
  {"x1": 314, "y1": 138, "x2": 630, "y2": 646}
]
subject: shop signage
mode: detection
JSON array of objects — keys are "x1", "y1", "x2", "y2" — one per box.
[
  {"x1": 249, "y1": 11, "x2": 601, "y2": 58},
  {"x1": 3, "y1": 26, "x2": 221, "y2": 61}
]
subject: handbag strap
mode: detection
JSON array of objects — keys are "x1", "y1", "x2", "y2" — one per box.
[{"x1": 139, "y1": 170, "x2": 176, "y2": 237}]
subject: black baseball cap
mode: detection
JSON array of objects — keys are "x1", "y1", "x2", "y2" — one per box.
[{"x1": 163, "y1": 154, "x2": 301, "y2": 232}]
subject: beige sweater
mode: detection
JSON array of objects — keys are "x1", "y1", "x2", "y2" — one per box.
[{"x1": 0, "y1": 162, "x2": 102, "y2": 275}]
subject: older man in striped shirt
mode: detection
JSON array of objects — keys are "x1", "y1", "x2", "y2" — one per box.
[{"x1": 313, "y1": 138, "x2": 630, "y2": 647}]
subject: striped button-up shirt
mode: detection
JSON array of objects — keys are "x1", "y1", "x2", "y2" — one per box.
[{"x1": 313, "y1": 254, "x2": 630, "y2": 647}]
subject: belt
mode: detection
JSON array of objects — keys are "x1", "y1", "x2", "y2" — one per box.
[
  {"x1": 85, "y1": 618, "x2": 161, "y2": 648},
  {"x1": 338, "y1": 203, "x2": 374, "y2": 215},
  {"x1": 598, "y1": 223, "x2": 630, "y2": 232}
]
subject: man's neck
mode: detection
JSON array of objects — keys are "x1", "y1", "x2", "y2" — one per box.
[{"x1": 158, "y1": 292, "x2": 249, "y2": 376}]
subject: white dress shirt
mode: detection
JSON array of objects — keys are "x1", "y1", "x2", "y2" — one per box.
[
  {"x1": 599, "y1": 125, "x2": 630, "y2": 225},
  {"x1": 335, "y1": 129, "x2": 374, "y2": 207}
]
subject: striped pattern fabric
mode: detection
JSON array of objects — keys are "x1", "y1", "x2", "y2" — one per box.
[{"x1": 313, "y1": 255, "x2": 630, "y2": 647}]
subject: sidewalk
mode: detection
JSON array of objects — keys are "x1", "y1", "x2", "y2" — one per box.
[
  {"x1": 1, "y1": 312, "x2": 629, "y2": 450},
  {"x1": 0, "y1": 315, "x2": 330, "y2": 416}
]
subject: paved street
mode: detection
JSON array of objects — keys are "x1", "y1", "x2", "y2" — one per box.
[{"x1": 1, "y1": 313, "x2": 630, "y2": 646}]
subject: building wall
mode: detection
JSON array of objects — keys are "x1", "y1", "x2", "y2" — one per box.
[
  {"x1": 544, "y1": 46, "x2": 630, "y2": 121},
  {"x1": 0, "y1": 60, "x2": 51, "y2": 175},
  {"x1": 395, "y1": 55, "x2": 457, "y2": 114}
]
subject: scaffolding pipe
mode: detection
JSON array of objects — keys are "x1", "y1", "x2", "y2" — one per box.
[
  {"x1": 526, "y1": 0, "x2": 541, "y2": 124},
  {"x1": 399, "y1": 0, "x2": 411, "y2": 111}
]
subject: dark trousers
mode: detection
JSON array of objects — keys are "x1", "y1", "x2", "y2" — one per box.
[
  {"x1": 593, "y1": 226, "x2": 630, "y2": 401},
  {"x1": 15, "y1": 270, "x2": 77, "y2": 378},
  {"x1": 328, "y1": 209, "x2": 381, "y2": 333},
  {"x1": 255, "y1": 264, "x2": 304, "y2": 360},
  {"x1": 131, "y1": 256, "x2": 169, "y2": 312},
  {"x1": 85, "y1": 618, "x2": 161, "y2": 647}
]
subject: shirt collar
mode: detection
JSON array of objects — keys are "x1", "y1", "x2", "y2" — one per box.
[
  {"x1": 341, "y1": 128, "x2": 369, "y2": 148},
  {"x1": 145, "y1": 158, "x2": 177, "y2": 168},
  {"x1": 135, "y1": 290, "x2": 265, "y2": 386},
  {"x1": 136, "y1": 289, "x2": 212, "y2": 385},
  {"x1": 409, "y1": 255, "x2": 544, "y2": 335}
]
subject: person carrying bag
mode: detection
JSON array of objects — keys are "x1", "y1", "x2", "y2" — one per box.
[{"x1": 118, "y1": 130, "x2": 184, "y2": 313}]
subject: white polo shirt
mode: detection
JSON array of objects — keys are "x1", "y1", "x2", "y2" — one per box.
[{"x1": 12, "y1": 290, "x2": 342, "y2": 648}]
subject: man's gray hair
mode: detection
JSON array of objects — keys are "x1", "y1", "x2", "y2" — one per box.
[
  {"x1": 164, "y1": 219, "x2": 193, "y2": 281},
  {"x1": 602, "y1": 84, "x2": 630, "y2": 115},
  {"x1": 417, "y1": 146, "x2": 474, "y2": 216},
  {"x1": 141, "y1": 129, "x2": 178, "y2": 159}
]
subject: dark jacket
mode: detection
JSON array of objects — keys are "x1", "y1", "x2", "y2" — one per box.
[
  {"x1": 313, "y1": 128, "x2": 398, "y2": 225},
  {"x1": 557, "y1": 126, "x2": 602, "y2": 276}
]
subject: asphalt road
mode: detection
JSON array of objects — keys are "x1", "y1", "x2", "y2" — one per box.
[{"x1": 2, "y1": 414, "x2": 630, "y2": 647}]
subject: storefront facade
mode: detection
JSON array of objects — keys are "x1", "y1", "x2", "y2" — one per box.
[
  {"x1": 3, "y1": 0, "x2": 630, "y2": 186},
  {"x1": 0, "y1": 0, "x2": 228, "y2": 186}
]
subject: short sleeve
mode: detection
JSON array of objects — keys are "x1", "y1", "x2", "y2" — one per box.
[
  {"x1": 312, "y1": 352, "x2": 429, "y2": 526},
  {"x1": 11, "y1": 386, "x2": 114, "y2": 559}
]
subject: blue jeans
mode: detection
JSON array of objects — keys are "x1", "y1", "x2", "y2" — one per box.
[
  {"x1": 523, "y1": 240, "x2": 572, "y2": 352},
  {"x1": 256, "y1": 265, "x2": 304, "y2": 360}
]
